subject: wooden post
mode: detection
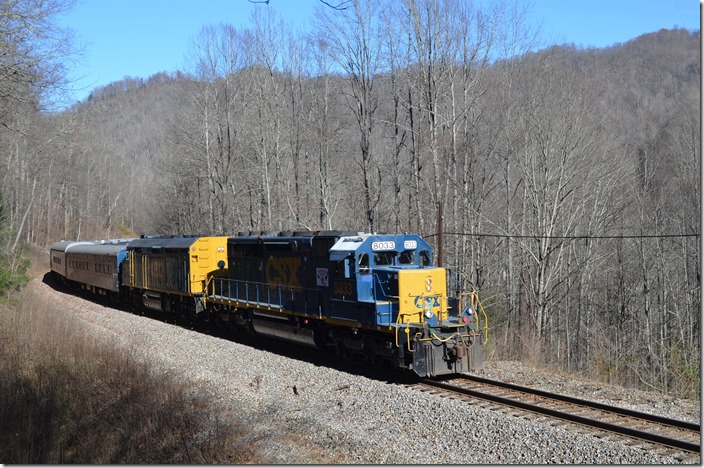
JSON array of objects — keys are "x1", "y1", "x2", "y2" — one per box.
[{"x1": 437, "y1": 202, "x2": 444, "y2": 267}]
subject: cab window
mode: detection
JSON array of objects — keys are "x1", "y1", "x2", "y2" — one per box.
[
  {"x1": 337, "y1": 258, "x2": 351, "y2": 279},
  {"x1": 358, "y1": 253, "x2": 370, "y2": 274},
  {"x1": 373, "y1": 252, "x2": 394, "y2": 266},
  {"x1": 419, "y1": 250, "x2": 431, "y2": 267},
  {"x1": 399, "y1": 251, "x2": 414, "y2": 265}
]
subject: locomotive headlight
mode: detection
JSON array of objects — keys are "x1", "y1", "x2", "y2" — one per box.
[
  {"x1": 423, "y1": 308, "x2": 439, "y2": 327},
  {"x1": 426, "y1": 278, "x2": 432, "y2": 292}
]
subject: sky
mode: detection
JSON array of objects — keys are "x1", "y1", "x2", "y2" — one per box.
[{"x1": 56, "y1": 0, "x2": 699, "y2": 105}]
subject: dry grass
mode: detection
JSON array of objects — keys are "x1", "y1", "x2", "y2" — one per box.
[{"x1": 0, "y1": 289, "x2": 259, "y2": 464}]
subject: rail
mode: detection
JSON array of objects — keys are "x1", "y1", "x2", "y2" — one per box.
[{"x1": 417, "y1": 375, "x2": 700, "y2": 455}]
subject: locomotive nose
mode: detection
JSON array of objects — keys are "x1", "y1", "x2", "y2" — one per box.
[{"x1": 397, "y1": 268, "x2": 447, "y2": 325}]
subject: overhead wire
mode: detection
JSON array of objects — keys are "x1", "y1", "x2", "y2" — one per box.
[{"x1": 422, "y1": 232, "x2": 699, "y2": 240}]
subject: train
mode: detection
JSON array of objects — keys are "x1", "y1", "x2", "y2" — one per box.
[{"x1": 50, "y1": 231, "x2": 488, "y2": 378}]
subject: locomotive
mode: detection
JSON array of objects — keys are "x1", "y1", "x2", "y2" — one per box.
[{"x1": 50, "y1": 231, "x2": 488, "y2": 377}]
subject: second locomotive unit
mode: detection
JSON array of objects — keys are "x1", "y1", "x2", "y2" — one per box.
[{"x1": 50, "y1": 231, "x2": 488, "y2": 378}]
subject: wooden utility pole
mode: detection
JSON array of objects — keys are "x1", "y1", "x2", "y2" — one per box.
[{"x1": 437, "y1": 202, "x2": 444, "y2": 267}]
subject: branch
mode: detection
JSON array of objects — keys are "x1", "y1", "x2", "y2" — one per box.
[
  {"x1": 247, "y1": 0, "x2": 350, "y2": 9},
  {"x1": 318, "y1": 0, "x2": 351, "y2": 10}
]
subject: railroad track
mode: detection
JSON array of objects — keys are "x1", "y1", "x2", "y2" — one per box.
[{"x1": 414, "y1": 374, "x2": 700, "y2": 461}]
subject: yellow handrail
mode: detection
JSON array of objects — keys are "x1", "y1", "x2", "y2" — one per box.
[
  {"x1": 395, "y1": 308, "x2": 415, "y2": 352},
  {"x1": 391, "y1": 290, "x2": 490, "y2": 350},
  {"x1": 469, "y1": 290, "x2": 489, "y2": 344},
  {"x1": 129, "y1": 251, "x2": 135, "y2": 286},
  {"x1": 142, "y1": 255, "x2": 148, "y2": 289}
]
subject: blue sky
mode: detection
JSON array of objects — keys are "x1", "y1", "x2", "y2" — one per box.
[{"x1": 57, "y1": 0, "x2": 698, "y2": 105}]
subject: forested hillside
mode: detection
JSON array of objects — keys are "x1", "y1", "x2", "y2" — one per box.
[{"x1": 0, "y1": 0, "x2": 699, "y2": 397}]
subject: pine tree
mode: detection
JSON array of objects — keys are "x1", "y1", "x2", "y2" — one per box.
[{"x1": 0, "y1": 192, "x2": 30, "y2": 296}]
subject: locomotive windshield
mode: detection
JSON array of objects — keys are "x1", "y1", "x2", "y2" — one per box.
[
  {"x1": 373, "y1": 251, "x2": 394, "y2": 266},
  {"x1": 419, "y1": 250, "x2": 431, "y2": 267},
  {"x1": 365, "y1": 249, "x2": 425, "y2": 268},
  {"x1": 333, "y1": 234, "x2": 435, "y2": 270},
  {"x1": 398, "y1": 251, "x2": 414, "y2": 264}
]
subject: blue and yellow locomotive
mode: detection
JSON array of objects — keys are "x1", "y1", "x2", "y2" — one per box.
[{"x1": 206, "y1": 231, "x2": 487, "y2": 377}]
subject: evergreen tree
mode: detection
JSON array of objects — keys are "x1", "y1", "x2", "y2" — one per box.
[{"x1": 0, "y1": 192, "x2": 30, "y2": 296}]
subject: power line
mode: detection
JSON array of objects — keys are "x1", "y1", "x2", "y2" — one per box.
[{"x1": 422, "y1": 232, "x2": 700, "y2": 240}]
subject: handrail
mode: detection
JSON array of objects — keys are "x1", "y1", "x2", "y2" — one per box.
[
  {"x1": 395, "y1": 306, "x2": 416, "y2": 352},
  {"x1": 207, "y1": 277, "x2": 326, "y2": 316},
  {"x1": 142, "y1": 255, "x2": 147, "y2": 289},
  {"x1": 372, "y1": 273, "x2": 392, "y2": 298},
  {"x1": 372, "y1": 273, "x2": 398, "y2": 322},
  {"x1": 469, "y1": 290, "x2": 489, "y2": 344},
  {"x1": 129, "y1": 251, "x2": 135, "y2": 287}
]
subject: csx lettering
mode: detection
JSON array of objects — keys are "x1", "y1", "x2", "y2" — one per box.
[
  {"x1": 266, "y1": 256, "x2": 302, "y2": 287},
  {"x1": 413, "y1": 296, "x2": 440, "y2": 308}
]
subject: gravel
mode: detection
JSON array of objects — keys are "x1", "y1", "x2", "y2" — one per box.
[{"x1": 34, "y1": 277, "x2": 700, "y2": 464}]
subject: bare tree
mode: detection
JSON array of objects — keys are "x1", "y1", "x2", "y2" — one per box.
[
  {"x1": 308, "y1": 37, "x2": 345, "y2": 230},
  {"x1": 181, "y1": 23, "x2": 251, "y2": 233},
  {"x1": 511, "y1": 52, "x2": 605, "y2": 341},
  {"x1": 487, "y1": 0, "x2": 540, "y2": 352},
  {"x1": 0, "y1": 0, "x2": 76, "y2": 110},
  {"x1": 249, "y1": 8, "x2": 291, "y2": 229},
  {"x1": 315, "y1": 0, "x2": 382, "y2": 232},
  {"x1": 0, "y1": 0, "x2": 78, "y2": 249}
]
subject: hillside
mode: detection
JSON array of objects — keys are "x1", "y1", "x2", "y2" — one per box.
[{"x1": 0, "y1": 10, "x2": 699, "y2": 397}]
